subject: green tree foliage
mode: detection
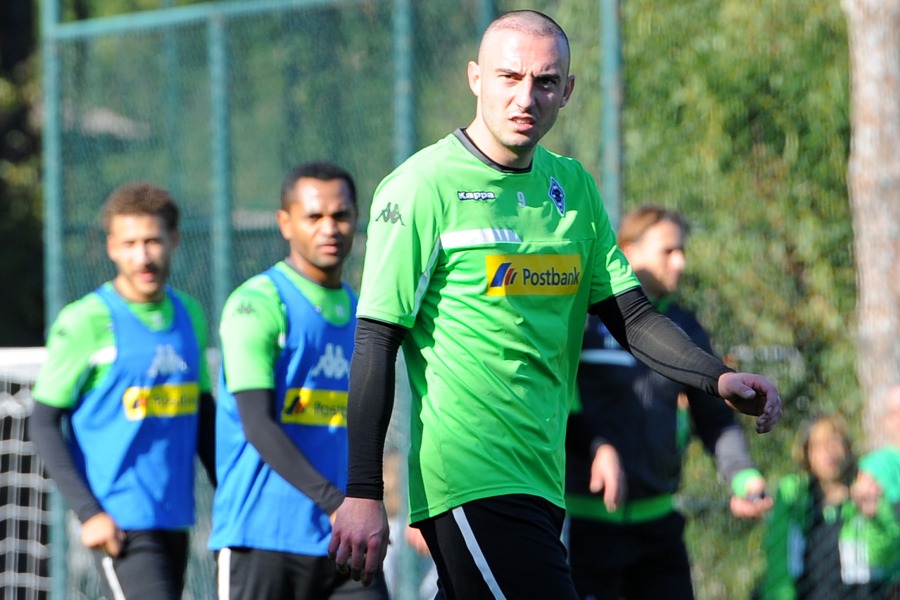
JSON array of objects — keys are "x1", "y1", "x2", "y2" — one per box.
[{"x1": 620, "y1": 2, "x2": 853, "y2": 597}]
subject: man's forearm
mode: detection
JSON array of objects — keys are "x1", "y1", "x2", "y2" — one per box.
[
  {"x1": 197, "y1": 391, "x2": 217, "y2": 487},
  {"x1": 27, "y1": 402, "x2": 104, "y2": 522},
  {"x1": 590, "y1": 288, "x2": 731, "y2": 396},
  {"x1": 346, "y1": 318, "x2": 406, "y2": 499},
  {"x1": 236, "y1": 388, "x2": 345, "y2": 514}
]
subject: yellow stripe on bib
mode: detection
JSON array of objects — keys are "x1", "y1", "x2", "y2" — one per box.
[{"x1": 122, "y1": 383, "x2": 199, "y2": 420}]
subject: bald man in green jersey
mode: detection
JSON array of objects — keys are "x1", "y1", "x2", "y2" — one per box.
[
  {"x1": 329, "y1": 10, "x2": 783, "y2": 600},
  {"x1": 29, "y1": 182, "x2": 216, "y2": 600}
]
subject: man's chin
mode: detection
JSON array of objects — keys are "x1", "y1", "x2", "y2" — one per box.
[{"x1": 135, "y1": 282, "x2": 166, "y2": 302}]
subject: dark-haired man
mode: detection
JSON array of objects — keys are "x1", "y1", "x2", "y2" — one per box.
[
  {"x1": 30, "y1": 181, "x2": 216, "y2": 600},
  {"x1": 210, "y1": 162, "x2": 387, "y2": 600}
]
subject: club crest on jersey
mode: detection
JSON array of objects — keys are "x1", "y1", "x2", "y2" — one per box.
[
  {"x1": 548, "y1": 177, "x2": 565, "y2": 216},
  {"x1": 485, "y1": 254, "x2": 582, "y2": 296}
]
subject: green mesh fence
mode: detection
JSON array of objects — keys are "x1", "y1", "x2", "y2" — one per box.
[{"x1": 47, "y1": 0, "x2": 486, "y2": 325}]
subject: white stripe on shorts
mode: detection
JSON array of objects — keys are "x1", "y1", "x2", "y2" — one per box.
[
  {"x1": 217, "y1": 547, "x2": 231, "y2": 600},
  {"x1": 101, "y1": 556, "x2": 127, "y2": 600},
  {"x1": 451, "y1": 506, "x2": 508, "y2": 600}
]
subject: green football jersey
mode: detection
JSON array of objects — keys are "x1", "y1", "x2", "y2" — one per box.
[
  {"x1": 358, "y1": 131, "x2": 640, "y2": 521},
  {"x1": 33, "y1": 283, "x2": 211, "y2": 409},
  {"x1": 219, "y1": 261, "x2": 355, "y2": 392}
]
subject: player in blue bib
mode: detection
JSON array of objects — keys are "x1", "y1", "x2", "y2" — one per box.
[
  {"x1": 211, "y1": 162, "x2": 387, "y2": 600},
  {"x1": 30, "y1": 182, "x2": 216, "y2": 600}
]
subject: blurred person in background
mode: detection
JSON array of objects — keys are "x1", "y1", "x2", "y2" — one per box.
[
  {"x1": 209, "y1": 162, "x2": 388, "y2": 600},
  {"x1": 761, "y1": 413, "x2": 900, "y2": 599},
  {"x1": 852, "y1": 384, "x2": 900, "y2": 597},
  {"x1": 566, "y1": 205, "x2": 772, "y2": 600},
  {"x1": 28, "y1": 181, "x2": 216, "y2": 600}
]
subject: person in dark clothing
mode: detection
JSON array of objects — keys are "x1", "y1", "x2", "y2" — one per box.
[{"x1": 566, "y1": 205, "x2": 772, "y2": 600}]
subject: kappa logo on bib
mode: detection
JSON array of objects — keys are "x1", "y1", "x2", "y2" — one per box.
[
  {"x1": 309, "y1": 343, "x2": 350, "y2": 379},
  {"x1": 146, "y1": 344, "x2": 188, "y2": 377},
  {"x1": 485, "y1": 254, "x2": 582, "y2": 296}
]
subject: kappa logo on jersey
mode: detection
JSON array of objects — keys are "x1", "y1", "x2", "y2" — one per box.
[
  {"x1": 548, "y1": 177, "x2": 565, "y2": 216},
  {"x1": 122, "y1": 383, "x2": 199, "y2": 420},
  {"x1": 309, "y1": 343, "x2": 350, "y2": 379},
  {"x1": 375, "y1": 202, "x2": 406, "y2": 226},
  {"x1": 457, "y1": 190, "x2": 496, "y2": 202},
  {"x1": 485, "y1": 254, "x2": 582, "y2": 296},
  {"x1": 147, "y1": 344, "x2": 188, "y2": 377},
  {"x1": 281, "y1": 388, "x2": 348, "y2": 427}
]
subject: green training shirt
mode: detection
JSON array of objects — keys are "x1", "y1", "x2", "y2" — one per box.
[
  {"x1": 358, "y1": 131, "x2": 640, "y2": 521},
  {"x1": 219, "y1": 261, "x2": 354, "y2": 392},
  {"x1": 33, "y1": 283, "x2": 211, "y2": 408}
]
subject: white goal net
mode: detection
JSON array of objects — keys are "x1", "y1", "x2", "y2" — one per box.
[
  {"x1": 0, "y1": 347, "x2": 52, "y2": 600},
  {"x1": 0, "y1": 346, "x2": 429, "y2": 599},
  {"x1": 0, "y1": 348, "x2": 217, "y2": 600}
]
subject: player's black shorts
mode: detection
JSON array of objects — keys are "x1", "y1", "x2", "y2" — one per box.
[
  {"x1": 414, "y1": 493, "x2": 578, "y2": 600},
  {"x1": 217, "y1": 546, "x2": 389, "y2": 600},
  {"x1": 93, "y1": 529, "x2": 189, "y2": 600}
]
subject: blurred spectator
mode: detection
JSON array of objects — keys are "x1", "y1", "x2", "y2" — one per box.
[
  {"x1": 853, "y1": 384, "x2": 900, "y2": 597},
  {"x1": 566, "y1": 205, "x2": 770, "y2": 600},
  {"x1": 856, "y1": 385, "x2": 900, "y2": 504},
  {"x1": 761, "y1": 413, "x2": 900, "y2": 599}
]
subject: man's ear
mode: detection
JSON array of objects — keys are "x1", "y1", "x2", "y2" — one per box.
[
  {"x1": 276, "y1": 209, "x2": 292, "y2": 241},
  {"x1": 467, "y1": 60, "x2": 481, "y2": 98},
  {"x1": 559, "y1": 74, "x2": 576, "y2": 108},
  {"x1": 620, "y1": 240, "x2": 636, "y2": 263}
]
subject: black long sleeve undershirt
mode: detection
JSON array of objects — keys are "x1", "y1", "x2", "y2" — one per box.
[
  {"x1": 28, "y1": 391, "x2": 219, "y2": 523},
  {"x1": 197, "y1": 391, "x2": 217, "y2": 487},
  {"x1": 28, "y1": 402, "x2": 104, "y2": 523},
  {"x1": 589, "y1": 287, "x2": 733, "y2": 396},
  {"x1": 565, "y1": 412, "x2": 610, "y2": 460},
  {"x1": 346, "y1": 288, "x2": 732, "y2": 500},
  {"x1": 345, "y1": 318, "x2": 407, "y2": 500},
  {"x1": 235, "y1": 388, "x2": 345, "y2": 515}
]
